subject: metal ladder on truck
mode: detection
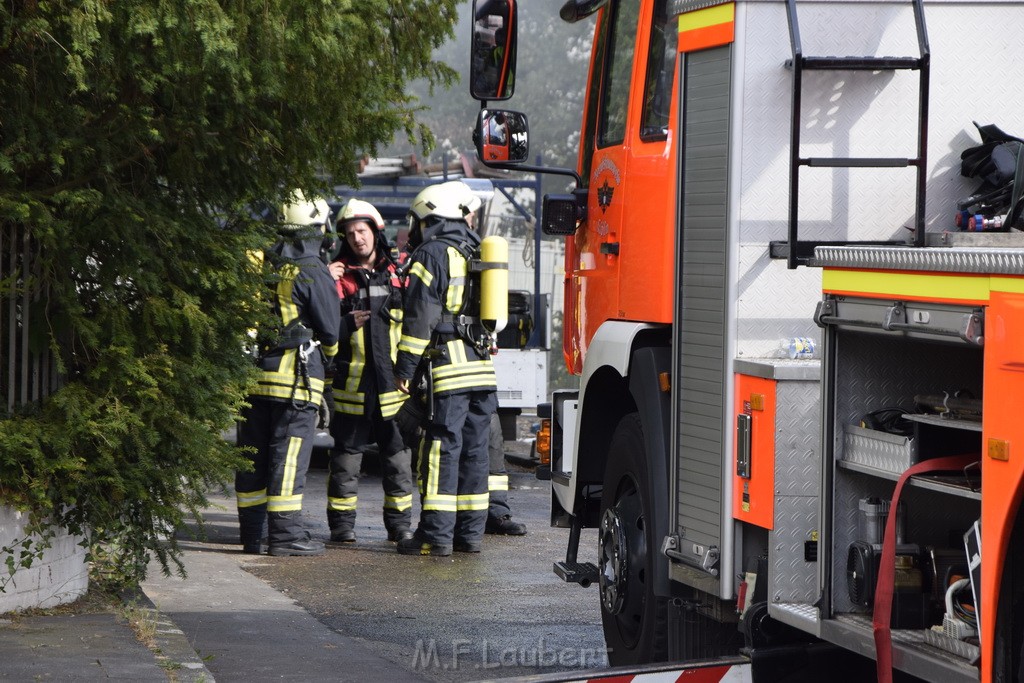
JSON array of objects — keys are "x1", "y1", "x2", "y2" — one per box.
[{"x1": 771, "y1": 0, "x2": 931, "y2": 269}]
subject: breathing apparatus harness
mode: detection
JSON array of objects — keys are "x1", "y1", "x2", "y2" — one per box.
[{"x1": 258, "y1": 318, "x2": 322, "y2": 410}]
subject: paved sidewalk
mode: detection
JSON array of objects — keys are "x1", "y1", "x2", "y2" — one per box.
[{"x1": 0, "y1": 478, "x2": 424, "y2": 683}]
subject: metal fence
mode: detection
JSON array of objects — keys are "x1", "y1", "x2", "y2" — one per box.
[{"x1": 1, "y1": 223, "x2": 60, "y2": 413}]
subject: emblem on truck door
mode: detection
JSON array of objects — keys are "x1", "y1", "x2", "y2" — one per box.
[{"x1": 597, "y1": 179, "x2": 614, "y2": 212}]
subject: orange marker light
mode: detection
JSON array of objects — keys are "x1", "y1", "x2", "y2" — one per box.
[{"x1": 536, "y1": 419, "x2": 552, "y2": 465}]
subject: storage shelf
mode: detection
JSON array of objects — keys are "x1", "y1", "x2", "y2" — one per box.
[
  {"x1": 837, "y1": 459, "x2": 981, "y2": 500},
  {"x1": 902, "y1": 413, "x2": 982, "y2": 432},
  {"x1": 822, "y1": 614, "x2": 979, "y2": 683}
]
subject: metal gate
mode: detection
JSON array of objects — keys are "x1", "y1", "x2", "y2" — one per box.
[{"x1": 1, "y1": 223, "x2": 60, "y2": 413}]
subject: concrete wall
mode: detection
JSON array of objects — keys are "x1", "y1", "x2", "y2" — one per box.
[{"x1": 0, "y1": 506, "x2": 88, "y2": 614}]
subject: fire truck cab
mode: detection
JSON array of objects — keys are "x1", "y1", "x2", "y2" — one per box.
[{"x1": 470, "y1": 0, "x2": 1024, "y2": 680}]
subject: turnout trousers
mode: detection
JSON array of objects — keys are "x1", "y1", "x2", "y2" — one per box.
[
  {"x1": 327, "y1": 390, "x2": 413, "y2": 535},
  {"x1": 415, "y1": 389, "x2": 497, "y2": 546},
  {"x1": 236, "y1": 397, "x2": 317, "y2": 547},
  {"x1": 486, "y1": 412, "x2": 512, "y2": 520}
]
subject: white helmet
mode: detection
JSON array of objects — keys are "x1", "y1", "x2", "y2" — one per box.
[
  {"x1": 338, "y1": 198, "x2": 385, "y2": 232},
  {"x1": 408, "y1": 181, "x2": 482, "y2": 223},
  {"x1": 281, "y1": 190, "x2": 332, "y2": 230}
]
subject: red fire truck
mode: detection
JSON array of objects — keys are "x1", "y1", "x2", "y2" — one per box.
[{"x1": 469, "y1": 0, "x2": 1024, "y2": 680}]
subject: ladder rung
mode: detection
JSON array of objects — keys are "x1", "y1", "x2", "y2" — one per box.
[
  {"x1": 801, "y1": 56, "x2": 921, "y2": 71},
  {"x1": 802, "y1": 157, "x2": 914, "y2": 168}
]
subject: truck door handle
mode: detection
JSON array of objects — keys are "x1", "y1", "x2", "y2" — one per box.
[{"x1": 736, "y1": 413, "x2": 752, "y2": 478}]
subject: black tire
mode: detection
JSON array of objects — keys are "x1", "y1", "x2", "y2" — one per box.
[{"x1": 598, "y1": 412, "x2": 668, "y2": 666}]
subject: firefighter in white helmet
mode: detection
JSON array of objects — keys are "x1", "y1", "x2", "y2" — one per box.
[
  {"x1": 236, "y1": 190, "x2": 340, "y2": 557},
  {"x1": 324, "y1": 198, "x2": 414, "y2": 544},
  {"x1": 394, "y1": 181, "x2": 498, "y2": 556}
]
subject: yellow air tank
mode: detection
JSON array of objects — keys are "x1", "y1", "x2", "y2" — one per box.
[{"x1": 479, "y1": 235, "x2": 509, "y2": 334}]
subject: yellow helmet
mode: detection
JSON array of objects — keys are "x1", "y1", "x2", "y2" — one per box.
[
  {"x1": 338, "y1": 198, "x2": 385, "y2": 233},
  {"x1": 408, "y1": 181, "x2": 482, "y2": 223},
  {"x1": 281, "y1": 190, "x2": 332, "y2": 230}
]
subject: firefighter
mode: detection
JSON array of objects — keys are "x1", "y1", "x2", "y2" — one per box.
[
  {"x1": 237, "y1": 191, "x2": 340, "y2": 557},
  {"x1": 325, "y1": 199, "x2": 414, "y2": 544},
  {"x1": 394, "y1": 181, "x2": 497, "y2": 556}
]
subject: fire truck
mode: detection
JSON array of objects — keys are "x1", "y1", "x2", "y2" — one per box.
[{"x1": 468, "y1": 0, "x2": 1024, "y2": 680}]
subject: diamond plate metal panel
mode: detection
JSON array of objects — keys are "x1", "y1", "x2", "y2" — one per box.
[
  {"x1": 775, "y1": 379, "x2": 821, "y2": 497},
  {"x1": 843, "y1": 424, "x2": 916, "y2": 474},
  {"x1": 770, "y1": 495, "x2": 819, "y2": 604},
  {"x1": 833, "y1": 329, "x2": 982, "y2": 429},
  {"x1": 769, "y1": 602, "x2": 820, "y2": 636}
]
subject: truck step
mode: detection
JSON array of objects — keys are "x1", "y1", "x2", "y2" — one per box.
[
  {"x1": 800, "y1": 55, "x2": 922, "y2": 71},
  {"x1": 554, "y1": 561, "x2": 598, "y2": 587}
]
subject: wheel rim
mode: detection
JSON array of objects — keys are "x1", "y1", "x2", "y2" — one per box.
[{"x1": 599, "y1": 477, "x2": 648, "y2": 647}]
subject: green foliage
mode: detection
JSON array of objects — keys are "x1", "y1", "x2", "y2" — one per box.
[{"x1": 0, "y1": 0, "x2": 457, "y2": 587}]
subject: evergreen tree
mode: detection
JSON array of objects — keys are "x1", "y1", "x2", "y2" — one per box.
[{"x1": 0, "y1": 0, "x2": 457, "y2": 585}]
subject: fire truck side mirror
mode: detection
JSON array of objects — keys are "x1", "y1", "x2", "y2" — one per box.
[
  {"x1": 474, "y1": 109, "x2": 529, "y2": 165},
  {"x1": 470, "y1": 0, "x2": 517, "y2": 101}
]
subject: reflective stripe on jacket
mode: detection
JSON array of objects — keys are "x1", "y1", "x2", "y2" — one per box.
[
  {"x1": 394, "y1": 221, "x2": 496, "y2": 396},
  {"x1": 332, "y1": 254, "x2": 408, "y2": 418},
  {"x1": 251, "y1": 238, "x2": 340, "y2": 406}
]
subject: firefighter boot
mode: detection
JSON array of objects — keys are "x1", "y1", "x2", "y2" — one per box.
[
  {"x1": 268, "y1": 530, "x2": 325, "y2": 557},
  {"x1": 387, "y1": 525, "x2": 414, "y2": 542},
  {"x1": 486, "y1": 514, "x2": 527, "y2": 536},
  {"x1": 328, "y1": 510, "x2": 356, "y2": 543},
  {"x1": 397, "y1": 532, "x2": 452, "y2": 557},
  {"x1": 330, "y1": 527, "x2": 356, "y2": 543},
  {"x1": 238, "y1": 509, "x2": 268, "y2": 554}
]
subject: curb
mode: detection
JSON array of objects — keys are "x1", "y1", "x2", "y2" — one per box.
[{"x1": 121, "y1": 586, "x2": 216, "y2": 682}]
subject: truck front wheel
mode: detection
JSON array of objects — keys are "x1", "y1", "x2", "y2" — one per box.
[{"x1": 598, "y1": 412, "x2": 668, "y2": 665}]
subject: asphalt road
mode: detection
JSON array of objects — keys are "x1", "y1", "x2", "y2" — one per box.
[
  {"x1": 149, "y1": 435, "x2": 608, "y2": 682},
  {"x1": 252, "y1": 458, "x2": 606, "y2": 682}
]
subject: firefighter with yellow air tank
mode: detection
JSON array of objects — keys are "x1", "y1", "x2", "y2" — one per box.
[{"x1": 393, "y1": 180, "x2": 509, "y2": 556}]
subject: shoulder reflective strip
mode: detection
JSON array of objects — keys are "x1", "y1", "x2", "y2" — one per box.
[
  {"x1": 822, "y1": 268, "x2": 991, "y2": 303},
  {"x1": 267, "y1": 493, "x2": 304, "y2": 512},
  {"x1": 456, "y1": 492, "x2": 489, "y2": 511},
  {"x1": 678, "y1": 1, "x2": 735, "y2": 53},
  {"x1": 446, "y1": 247, "x2": 468, "y2": 311},
  {"x1": 488, "y1": 475, "x2": 509, "y2": 492},
  {"x1": 409, "y1": 261, "x2": 433, "y2": 285},
  {"x1": 277, "y1": 263, "x2": 300, "y2": 324},
  {"x1": 327, "y1": 496, "x2": 357, "y2": 511}
]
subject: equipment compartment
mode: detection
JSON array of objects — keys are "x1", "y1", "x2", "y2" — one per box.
[{"x1": 822, "y1": 311, "x2": 984, "y2": 681}]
